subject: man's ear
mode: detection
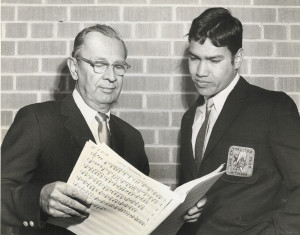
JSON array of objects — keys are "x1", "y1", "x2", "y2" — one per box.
[
  {"x1": 67, "y1": 57, "x2": 79, "y2": 81},
  {"x1": 234, "y1": 48, "x2": 244, "y2": 70}
]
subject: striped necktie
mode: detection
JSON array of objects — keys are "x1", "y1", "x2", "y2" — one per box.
[
  {"x1": 194, "y1": 99, "x2": 214, "y2": 170},
  {"x1": 95, "y1": 112, "x2": 110, "y2": 146}
]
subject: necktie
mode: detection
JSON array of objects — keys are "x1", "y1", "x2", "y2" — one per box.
[
  {"x1": 95, "y1": 113, "x2": 110, "y2": 146},
  {"x1": 194, "y1": 99, "x2": 214, "y2": 170}
]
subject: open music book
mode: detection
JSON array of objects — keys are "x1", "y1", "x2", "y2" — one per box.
[{"x1": 48, "y1": 141, "x2": 224, "y2": 235}]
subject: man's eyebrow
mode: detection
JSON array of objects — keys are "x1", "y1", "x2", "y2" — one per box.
[{"x1": 188, "y1": 51, "x2": 224, "y2": 60}]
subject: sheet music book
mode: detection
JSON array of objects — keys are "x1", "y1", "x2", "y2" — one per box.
[{"x1": 48, "y1": 141, "x2": 224, "y2": 235}]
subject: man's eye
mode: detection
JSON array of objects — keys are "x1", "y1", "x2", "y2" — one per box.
[
  {"x1": 189, "y1": 57, "x2": 198, "y2": 61},
  {"x1": 94, "y1": 63, "x2": 108, "y2": 68},
  {"x1": 211, "y1": 60, "x2": 221, "y2": 64},
  {"x1": 114, "y1": 64, "x2": 125, "y2": 69}
]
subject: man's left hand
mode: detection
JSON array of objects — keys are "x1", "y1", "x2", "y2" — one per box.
[{"x1": 182, "y1": 197, "x2": 207, "y2": 223}]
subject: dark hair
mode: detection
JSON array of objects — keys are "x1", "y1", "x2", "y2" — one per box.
[
  {"x1": 188, "y1": 7, "x2": 243, "y2": 55},
  {"x1": 71, "y1": 24, "x2": 128, "y2": 58}
]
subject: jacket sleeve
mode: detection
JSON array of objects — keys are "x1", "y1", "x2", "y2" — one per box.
[
  {"x1": 1, "y1": 106, "x2": 46, "y2": 229},
  {"x1": 269, "y1": 93, "x2": 300, "y2": 234}
]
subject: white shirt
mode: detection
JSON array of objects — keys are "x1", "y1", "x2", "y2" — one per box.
[
  {"x1": 192, "y1": 73, "x2": 240, "y2": 157},
  {"x1": 73, "y1": 89, "x2": 110, "y2": 145}
]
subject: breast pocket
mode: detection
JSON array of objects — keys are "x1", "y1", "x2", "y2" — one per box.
[{"x1": 221, "y1": 141, "x2": 262, "y2": 184}]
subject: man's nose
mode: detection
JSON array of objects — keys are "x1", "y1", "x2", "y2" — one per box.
[
  {"x1": 103, "y1": 65, "x2": 116, "y2": 82},
  {"x1": 196, "y1": 61, "x2": 208, "y2": 77}
]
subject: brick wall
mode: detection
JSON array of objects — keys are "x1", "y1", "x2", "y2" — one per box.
[{"x1": 1, "y1": 0, "x2": 300, "y2": 187}]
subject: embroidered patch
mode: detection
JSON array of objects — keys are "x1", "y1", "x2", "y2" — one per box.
[{"x1": 226, "y1": 145, "x2": 255, "y2": 177}]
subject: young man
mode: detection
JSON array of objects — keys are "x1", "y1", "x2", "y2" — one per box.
[
  {"x1": 178, "y1": 7, "x2": 300, "y2": 234},
  {"x1": 1, "y1": 24, "x2": 149, "y2": 235}
]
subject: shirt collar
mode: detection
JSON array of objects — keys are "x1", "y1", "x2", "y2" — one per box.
[
  {"x1": 209, "y1": 73, "x2": 240, "y2": 115},
  {"x1": 72, "y1": 89, "x2": 110, "y2": 124}
]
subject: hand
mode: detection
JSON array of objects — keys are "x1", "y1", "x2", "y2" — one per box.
[
  {"x1": 182, "y1": 197, "x2": 207, "y2": 223},
  {"x1": 40, "y1": 181, "x2": 92, "y2": 218}
]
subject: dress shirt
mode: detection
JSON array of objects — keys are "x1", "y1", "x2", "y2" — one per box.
[
  {"x1": 192, "y1": 73, "x2": 240, "y2": 157},
  {"x1": 73, "y1": 89, "x2": 110, "y2": 145}
]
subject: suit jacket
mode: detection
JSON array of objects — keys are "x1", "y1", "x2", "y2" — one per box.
[
  {"x1": 1, "y1": 94, "x2": 149, "y2": 235},
  {"x1": 178, "y1": 77, "x2": 300, "y2": 235}
]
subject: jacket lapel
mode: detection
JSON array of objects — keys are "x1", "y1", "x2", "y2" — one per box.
[
  {"x1": 61, "y1": 94, "x2": 95, "y2": 149},
  {"x1": 202, "y1": 77, "x2": 249, "y2": 161}
]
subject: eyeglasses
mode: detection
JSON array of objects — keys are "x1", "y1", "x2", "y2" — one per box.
[{"x1": 76, "y1": 56, "x2": 131, "y2": 76}]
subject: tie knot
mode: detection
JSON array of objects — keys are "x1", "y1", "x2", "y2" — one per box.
[
  {"x1": 206, "y1": 99, "x2": 214, "y2": 110},
  {"x1": 95, "y1": 112, "x2": 107, "y2": 123}
]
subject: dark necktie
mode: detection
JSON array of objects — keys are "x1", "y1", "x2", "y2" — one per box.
[
  {"x1": 194, "y1": 99, "x2": 213, "y2": 170},
  {"x1": 95, "y1": 112, "x2": 110, "y2": 146}
]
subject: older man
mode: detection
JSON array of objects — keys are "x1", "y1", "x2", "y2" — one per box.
[{"x1": 1, "y1": 24, "x2": 149, "y2": 235}]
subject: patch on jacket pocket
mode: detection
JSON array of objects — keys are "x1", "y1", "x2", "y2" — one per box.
[{"x1": 226, "y1": 145, "x2": 255, "y2": 177}]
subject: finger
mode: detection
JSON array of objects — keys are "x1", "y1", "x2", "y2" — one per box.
[
  {"x1": 57, "y1": 192, "x2": 91, "y2": 215},
  {"x1": 183, "y1": 212, "x2": 201, "y2": 221},
  {"x1": 187, "y1": 206, "x2": 202, "y2": 216},
  {"x1": 51, "y1": 200, "x2": 88, "y2": 218},
  {"x1": 64, "y1": 185, "x2": 93, "y2": 207},
  {"x1": 196, "y1": 196, "x2": 207, "y2": 209}
]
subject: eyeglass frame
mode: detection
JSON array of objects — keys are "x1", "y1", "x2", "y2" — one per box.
[{"x1": 75, "y1": 56, "x2": 131, "y2": 76}]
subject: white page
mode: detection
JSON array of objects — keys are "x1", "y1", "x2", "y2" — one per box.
[{"x1": 48, "y1": 141, "x2": 178, "y2": 235}]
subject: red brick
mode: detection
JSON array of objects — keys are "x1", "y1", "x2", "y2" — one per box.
[
  {"x1": 42, "y1": 58, "x2": 68, "y2": 73},
  {"x1": 18, "y1": 6, "x2": 67, "y2": 21},
  {"x1": 231, "y1": 8, "x2": 276, "y2": 23},
  {"x1": 1, "y1": 93, "x2": 37, "y2": 109},
  {"x1": 1, "y1": 41, "x2": 15, "y2": 56},
  {"x1": 275, "y1": 42, "x2": 300, "y2": 57},
  {"x1": 150, "y1": 0, "x2": 197, "y2": 3},
  {"x1": 124, "y1": 6, "x2": 172, "y2": 21},
  {"x1": 291, "y1": 25, "x2": 300, "y2": 40},
  {"x1": 173, "y1": 41, "x2": 189, "y2": 57},
  {"x1": 2, "y1": 58, "x2": 38, "y2": 73},
  {"x1": 46, "y1": 0, "x2": 94, "y2": 3},
  {"x1": 264, "y1": 25, "x2": 287, "y2": 40},
  {"x1": 139, "y1": 129, "x2": 156, "y2": 145},
  {"x1": 1, "y1": 111, "x2": 13, "y2": 126},
  {"x1": 176, "y1": 7, "x2": 206, "y2": 21},
  {"x1": 31, "y1": 23, "x2": 54, "y2": 38},
  {"x1": 126, "y1": 58, "x2": 143, "y2": 73},
  {"x1": 114, "y1": 93, "x2": 143, "y2": 109},
  {"x1": 98, "y1": 0, "x2": 147, "y2": 3},
  {"x1": 123, "y1": 76, "x2": 170, "y2": 92},
  {"x1": 57, "y1": 23, "x2": 80, "y2": 38},
  {"x1": 145, "y1": 147, "x2": 170, "y2": 163},
  {"x1": 243, "y1": 41, "x2": 273, "y2": 57},
  {"x1": 172, "y1": 111, "x2": 185, "y2": 127},
  {"x1": 135, "y1": 24, "x2": 157, "y2": 39},
  {"x1": 254, "y1": 0, "x2": 300, "y2": 5},
  {"x1": 119, "y1": 111, "x2": 169, "y2": 127},
  {"x1": 110, "y1": 23, "x2": 132, "y2": 39},
  {"x1": 244, "y1": 25, "x2": 262, "y2": 39},
  {"x1": 16, "y1": 76, "x2": 67, "y2": 91},
  {"x1": 147, "y1": 58, "x2": 189, "y2": 74},
  {"x1": 173, "y1": 75, "x2": 197, "y2": 92},
  {"x1": 251, "y1": 59, "x2": 300, "y2": 75},
  {"x1": 244, "y1": 77, "x2": 276, "y2": 90},
  {"x1": 161, "y1": 23, "x2": 185, "y2": 39},
  {"x1": 147, "y1": 94, "x2": 196, "y2": 110},
  {"x1": 1, "y1": 76, "x2": 14, "y2": 90},
  {"x1": 126, "y1": 41, "x2": 170, "y2": 56},
  {"x1": 276, "y1": 77, "x2": 300, "y2": 92},
  {"x1": 71, "y1": 7, "x2": 119, "y2": 21},
  {"x1": 1, "y1": 6, "x2": 15, "y2": 21},
  {"x1": 18, "y1": 41, "x2": 67, "y2": 55},
  {"x1": 149, "y1": 164, "x2": 178, "y2": 183},
  {"x1": 278, "y1": 8, "x2": 300, "y2": 23},
  {"x1": 41, "y1": 93, "x2": 70, "y2": 102},
  {"x1": 5, "y1": 23, "x2": 27, "y2": 38},
  {"x1": 158, "y1": 129, "x2": 179, "y2": 145},
  {"x1": 2, "y1": 0, "x2": 41, "y2": 3},
  {"x1": 202, "y1": 0, "x2": 251, "y2": 4}
]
